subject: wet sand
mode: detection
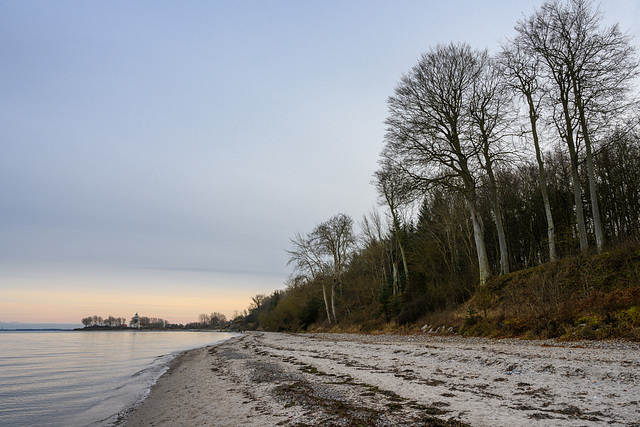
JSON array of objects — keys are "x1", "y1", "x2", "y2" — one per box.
[{"x1": 117, "y1": 332, "x2": 640, "y2": 426}]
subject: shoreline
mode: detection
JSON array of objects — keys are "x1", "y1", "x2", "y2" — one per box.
[
  {"x1": 115, "y1": 332, "x2": 640, "y2": 426},
  {"x1": 110, "y1": 333, "x2": 240, "y2": 426}
]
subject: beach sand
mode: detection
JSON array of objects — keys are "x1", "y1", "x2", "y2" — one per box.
[{"x1": 117, "y1": 332, "x2": 640, "y2": 426}]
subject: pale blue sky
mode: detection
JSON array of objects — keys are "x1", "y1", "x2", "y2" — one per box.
[{"x1": 1, "y1": 0, "x2": 638, "y2": 324}]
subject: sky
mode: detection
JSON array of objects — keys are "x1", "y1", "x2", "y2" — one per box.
[{"x1": 2, "y1": 0, "x2": 639, "y2": 327}]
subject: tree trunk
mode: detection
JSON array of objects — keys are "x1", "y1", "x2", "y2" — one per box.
[
  {"x1": 560, "y1": 89, "x2": 589, "y2": 251},
  {"x1": 398, "y1": 242, "x2": 409, "y2": 292},
  {"x1": 460, "y1": 159, "x2": 491, "y2": 286},
  {"x1": 540, "y1": 168, "x2": 557, "y2": 262},
  {"x1": 392, "y1": 262, "x2": 399, "y2": 296},
  {"x1": 492, "y1": 196, "x2": 510, "y2": 275},
  {"x1": 584, "y1": 137, "x2": 604, "y2": 252},
  {"x1": 568, "y1": 143, "x2": 589, "y2": 252},
  {"x1": 526, "y1": 93, "x2": 557, "y2": 262},
  {"x1": 484, "y1": 156, "x2": 510, "y2": 275},
  {"x1": 390, "y1": 207, "x2": 409, "y2": 289},
  {"x1": 573, "y1": 85, "x2": 605, "y2": 253},
  {"x1": 468, "y1": 199, "x2": 491, "y2": 286},
  {"x1": 330, "y1": 279, "x2": 338, "y2": 324},
  {"x1": 322, "y1": 283, "x2": 332, "y2": 324}
]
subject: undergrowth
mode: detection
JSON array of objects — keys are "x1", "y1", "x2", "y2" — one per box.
[{"x1": 455, "y1": 246, "x2": 640, "y2": 340}]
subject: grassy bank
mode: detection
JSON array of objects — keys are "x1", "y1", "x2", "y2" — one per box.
[
  {"x1": 427, "y1": 246, "x2": 640, "y2": 340},
  {"x1": 238, "y1": 246, "x2": 640, "y2": 341}
]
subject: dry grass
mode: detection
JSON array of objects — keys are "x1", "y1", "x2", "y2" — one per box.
[{"x1": 451, "y1": 246, "x2": 640, "y2": 340}]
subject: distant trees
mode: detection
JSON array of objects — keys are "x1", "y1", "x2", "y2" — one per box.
[
  {"x1": 80, "y1": 314, "x2": 173, "y2": 328},
  {"x1": 79, "y1": 313, "x2": 232, "y2": 330},
  {"x1": 194, "y1": 312, "x2": 228, "y2": 329},
  {"x1": 138, "y1": 317, "x2": 168, "y2": 328},
  {"x1": 81, "y1": 315, "x2": 127, "y2": 328}
]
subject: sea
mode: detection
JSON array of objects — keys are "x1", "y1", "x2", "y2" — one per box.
[{"x1": 0, "y1": 330, "x2": 236, "y2": 427}]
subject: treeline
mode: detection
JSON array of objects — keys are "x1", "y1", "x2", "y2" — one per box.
[
  {"x1": 80, "y1": 315, "x2": 170, "y2": 329},
  {"x1": 131, "y1": 316, "x2": 169, "y2": 328},
  {"x1": 243, "y1": 0, "x2": 640, "y2": 333},
  {"x1": 81, "y1": 315, "x2": 128, "y2": 327},
  {"x1": 80, "y1": 313, "x2": 233, "y2": 330},
  {"x1": 184, "y1": 312, "x2": 229, "y2": 329}
]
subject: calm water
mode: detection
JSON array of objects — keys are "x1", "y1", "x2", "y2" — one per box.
[{"x1": 0, "y1": 330, "x2": 236, "y2": 427}]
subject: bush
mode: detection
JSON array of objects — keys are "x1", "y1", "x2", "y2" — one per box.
[{"x1": 300, "y1": 296, "x2": 324, "y2": 330}]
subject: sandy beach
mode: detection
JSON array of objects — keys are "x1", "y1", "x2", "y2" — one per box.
[{"x1": 116, "y1": 332, "x2": 640, "y2": 426}]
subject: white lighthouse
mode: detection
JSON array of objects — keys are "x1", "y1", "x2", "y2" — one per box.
[{"x1": 131, "y1": 312, "x2": 140, "y2": 329}]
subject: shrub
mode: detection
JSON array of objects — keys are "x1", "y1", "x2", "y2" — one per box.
[{"x1": 464, "y1": 307, "x2": 480, "y2": 326}]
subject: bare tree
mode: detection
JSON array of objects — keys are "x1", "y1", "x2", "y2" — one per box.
[
  {"x1": 359, "y1": 208, "x2": 390, "y2": 296},
  {"x1": 554, "y1": 0, "x2": 638, "y2": 252},
  {"x1": 198, "y1": 313, "x2": 211, "y2": 326},
  {"x1": 373, "y1": 163, "x2": 410, "y2": 293},
  {"x1": 287, "y1": 230, "x2": 332, "y2": 323},
  {"x1": 312, "y1": 213, "x2": 356, "y2": 323},
  {"x1": 501, "y1": 39, "x2": 558, "y2": 262},
  {"x1": 515, "y1": 0, "x2": 639, "y2": 253},
  {"x1": 516, "y1": 3, "x2": 589, "y2": 251},
  {"x1": 359, "y1": 208, "x2": 385, "y2": 249},
  {"x1": 209, "y1": 312, "x2": 227, "y2": 327},
  {"x1": 382, "y1": 42, "x2": 492, "y2": 285},
  {"x1": 469, "y1": 54, "x2": 513, "y2": 274},
  {"x1": 287, "y1": 214, "x2": 355, "y2": 324}
]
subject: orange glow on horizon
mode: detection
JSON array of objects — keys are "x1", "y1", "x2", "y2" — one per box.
[{"x1": 0, "y1": 267, "x2": 285, "y2": 325}]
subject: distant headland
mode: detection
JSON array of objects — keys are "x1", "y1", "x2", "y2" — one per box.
[{"x1": 75, "y1": 312, "x2": 235, "y2": 331}]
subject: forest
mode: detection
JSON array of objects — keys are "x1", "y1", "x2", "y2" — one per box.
[{"x1": 232, "y1": 0, "x2": 640, "y2": 339}]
